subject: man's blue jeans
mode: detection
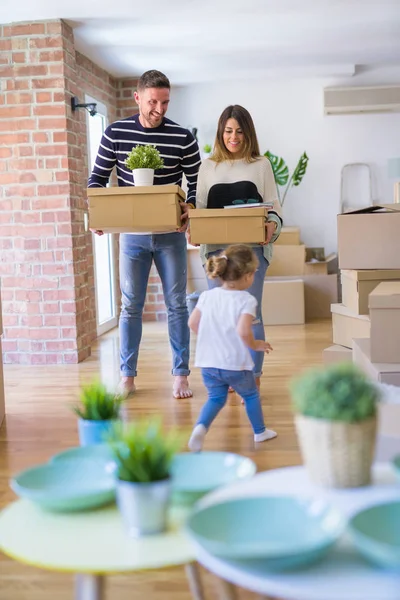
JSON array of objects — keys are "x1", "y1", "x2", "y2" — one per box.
[
  {"x1": 119, "y1": 232, "x2": 190, "y2": 377},
  {"x1": 205, "y1": 246, "x2": 269, "y2": 377},
  {"x1": 198, "y1": 368, "x2": 266, "y2": 434}
]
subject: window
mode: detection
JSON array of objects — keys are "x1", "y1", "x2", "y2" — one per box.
[{"x1": 86, "y1": 96, "x2": 118, "y2": 336}]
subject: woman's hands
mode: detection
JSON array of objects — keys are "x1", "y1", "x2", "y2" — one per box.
[{"x1": 259, "y1": 220, "x2": 277, "y2": 246}]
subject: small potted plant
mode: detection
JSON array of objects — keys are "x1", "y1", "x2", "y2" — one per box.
[
  {"x1": 108, "y1": 419, "x2": 183, "y2": 537},
  {"x1": 72, "y1": 381, "x2": 124, "y2": 447},
  {"x1": 202, "y1": 143, "x2": 212, "y2": 158},
  {"x1": 125, "y1": 144, "x2": 164, "y2": 186},
  {"x1": 291, "y1": 362, "x2": 379, "y2": 488}
]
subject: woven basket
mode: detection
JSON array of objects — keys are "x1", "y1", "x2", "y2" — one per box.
[{"x1": 295, "y1": 414, "x2": 377, "y2": 488}]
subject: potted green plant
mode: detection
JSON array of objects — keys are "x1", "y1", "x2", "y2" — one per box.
[
  {"x1": 125, "y1": 144, "x2": 164, "y2": 186},
  {"x1": 264, "y1": 150, "x2": 309, "y2": 207},
  {"x1": 108, "y1": 419, "x2": 183, "y2": 537},
  {"x1": 203, "y1": 143, "x2": 212, "y2": 158},
  {"x1": 72, "y1": 381, "x2": 124, "y2": 447},
  {"x1": 291, "y1": 362, "x2": 379, "y2": 488}
]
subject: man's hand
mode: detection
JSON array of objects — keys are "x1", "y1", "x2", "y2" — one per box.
[
  {"x1": 260, "y1": 221, "x2": 277, "y2": 246},
  {"x1": 253, "y1": 341, "x2": 273, "y2": 353},
  {"x1": 177, "y1": 201, "x2": 193, "y2": 233},
  {"x1": 90, "y1": 228, "x2": 104, "y2": 236}
]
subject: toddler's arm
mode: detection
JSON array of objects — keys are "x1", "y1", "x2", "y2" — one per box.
[
  {"x1": 188, "y1": 307, "x2": 201, "y2": 334},
  {"x1": 237, "y1": 314, "x2": 273, "y2": 353}
]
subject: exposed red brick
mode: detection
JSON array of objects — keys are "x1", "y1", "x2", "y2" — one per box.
[{"x1": 10, "y1": 23, "x2": 46, "y2": 36}]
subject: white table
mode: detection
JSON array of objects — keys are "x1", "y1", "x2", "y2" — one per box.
[{"x1": 192, "y1": 464, "x2": 400, "y2": 600}]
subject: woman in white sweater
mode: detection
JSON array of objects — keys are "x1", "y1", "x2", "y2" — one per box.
[{"x1": 192, "y1": 105, "x2": 282, "y2": 388}]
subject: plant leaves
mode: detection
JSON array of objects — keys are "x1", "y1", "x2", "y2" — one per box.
[
  {"x1": 107, "y1": 419, "x2": 184, "y2": 483},
  {"x1": 292, "y1": 152, "x2": 309, "y2": 187},
  {"x1": 264, "y1": 151, "x2": 289, "y2": 186},
  {"x1": 71, "y1": 381, "x2": 124, "y2": 421},
  {"x1": 125, "y1": 144, "x2": 164, "y2": 171},
  {"x1": 290, "y1": 362, "x2": 378, "y2": 423}
]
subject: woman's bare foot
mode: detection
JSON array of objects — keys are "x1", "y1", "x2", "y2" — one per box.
[
  {"x1": 241, "y1": 377, "x2": 261, "y2": 404},
  {"x1": 173, "y1": 376, "x2": 193, "y2": 399},
  {"x1": 118, "y1": 376, "x2": 136, "y2": 398}
]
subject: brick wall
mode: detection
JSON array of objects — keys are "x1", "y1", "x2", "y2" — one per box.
[
  {"x1": 0, "y1": 20, "x2": 167, "y2": 365},
  {"x1": 116, "y1": 79, "x2": 138, "y2": 120}
]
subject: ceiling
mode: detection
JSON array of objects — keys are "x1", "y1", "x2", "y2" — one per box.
[{"x1": 2, "y1": 0, "x2": 400, "y2": 84}]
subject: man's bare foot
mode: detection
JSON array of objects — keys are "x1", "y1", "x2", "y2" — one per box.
[
  {"x1": 118, "y1": 376, "x2": 136, "y2": 398},
  {"x1": 241, "y1": 377, "x2": 261, "y2": 405},
  {"x1": 173, "y1": 376, "x2": 193, "y2": 399}
]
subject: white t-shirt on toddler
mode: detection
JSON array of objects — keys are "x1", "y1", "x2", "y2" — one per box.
[{"x1": 194, "y1": 287, "x2": 257, "y2": 371}]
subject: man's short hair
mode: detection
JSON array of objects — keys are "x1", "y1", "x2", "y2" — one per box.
[{"x1": 137, "y1": 70, "x2": 170, "y2": 91}]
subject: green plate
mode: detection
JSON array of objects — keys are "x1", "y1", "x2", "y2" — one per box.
[
  {"x1": 171, "y1": 452, "x2": 256, "y2": 505},
  {"x1": 11, "y1": 460, "x2": 116, "y2": 512},
  {"x1": 187, "y1": 495, "x2": 344, "y2": 567},
  {"x1": 349, "y1": 500, "x2": 400, "y2": 570}
]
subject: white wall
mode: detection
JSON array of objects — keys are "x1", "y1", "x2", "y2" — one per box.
[{"x1": 168, "y1": 67, "x2": 400, "y2": 254}]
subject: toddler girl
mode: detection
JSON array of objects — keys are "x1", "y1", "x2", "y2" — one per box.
[{"x1": 188, "y1": 244, "x2": 277, "y2": 451}]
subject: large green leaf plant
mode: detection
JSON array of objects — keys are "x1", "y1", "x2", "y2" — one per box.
[{"x1": 264, "y1": 150, "x2": 309, "y2": 207}]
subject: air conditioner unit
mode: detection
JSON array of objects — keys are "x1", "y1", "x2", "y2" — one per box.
[{"x1": 324, "y1": 85, "x2": 400, "y2": 115}]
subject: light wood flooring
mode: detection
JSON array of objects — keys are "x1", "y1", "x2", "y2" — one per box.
[{"x1": 0, "y1": 319, "x2": 332, "y2": 600}]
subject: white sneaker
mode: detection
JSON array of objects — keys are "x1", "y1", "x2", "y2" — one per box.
[
  {"x1": 188, "y1": 424, "x2": 207, "y2": 452},
  {"x1": 254, "y1": 429, "x2": 277, "y2": 443}
]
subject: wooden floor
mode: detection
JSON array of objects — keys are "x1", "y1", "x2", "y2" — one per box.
[{"x1": 0, "y1": 320, "x2": 332, "y2": 600}]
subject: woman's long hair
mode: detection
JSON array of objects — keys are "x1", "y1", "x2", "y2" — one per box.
[{"x1": 211, "y1": 104, "x2": 261, "y2": 163}]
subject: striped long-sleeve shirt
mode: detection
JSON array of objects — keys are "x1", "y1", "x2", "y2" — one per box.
[{"x1": 87, "y1": 114, "x2": 201, "y2": 206}]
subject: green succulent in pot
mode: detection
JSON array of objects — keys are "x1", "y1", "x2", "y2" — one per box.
[
  {"x1": 291, "y1": 362, "x2": 380, "y2": 489},
  {"x1": 72, "y1": 381, "x2": 124, "y2": 447},
  {"x1": 107, "y1": 418, "x2": 184, "y2": 537}
]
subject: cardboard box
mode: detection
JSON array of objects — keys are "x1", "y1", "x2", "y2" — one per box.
[
  {"x1": 337, "y1": 204, "x2": 400, "y2": 270},
  {"x1": 378, "y1": 403, "x2": 400, "y2": 437},
  {"x1": 275, "y1": 226, "x2": 301, "y2": 246},
  {"x1": 264, "y1": 274, "x2": 338, "y2": 320},
  {"x1": 304, "y1": 274, "x2": 338, "y2": 320},
  {"x1": 331, "y1": 303, "x2": 370, "y2": 349},
  {"x1": 341, "y1": 269, "x2": 400, "y2": 315},
  {"x1": 369, "y1": 282, "x2": 400, "y2": 363},
  {"x1": 261, "y1": 279, "x2": 305, "y2": 325},
  {"x1": 87, "y1": 185, "x2": 184, "y2": 233},
  {"x1": 304, "y1": 253, "x2": 338, "y2": 276},
  {"x1": 353, "y1": 338, "x2": 400, "y2": 387},
  {"x1": 266, "y1": 245, "x2": 306, "y2": 277},
  {"x1": 189, "y1": 207, "x2": 267, "y2": 245},
  {"x1": 323, "y1": 345, "x2": 352, "y2": 365}
]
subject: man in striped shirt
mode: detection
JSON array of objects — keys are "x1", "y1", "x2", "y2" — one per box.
[{"x1": 88, "y1": 70, "x2": 201, "y2": 399}]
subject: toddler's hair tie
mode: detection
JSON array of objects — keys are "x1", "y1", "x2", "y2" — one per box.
[{"x1": 220, "y1": 254, "x2": 228, "y2": 260}]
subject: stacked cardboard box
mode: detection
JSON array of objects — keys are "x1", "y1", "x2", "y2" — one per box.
[
  {"x1": 353, "y1": 282, "x2": 400, "y2": 386},
  {"x1": 267, "y1": 227, "x2": 338, "y2": 324},
  {"x1": 324, "y1": 204, "x2": 400, "y2": 366}
]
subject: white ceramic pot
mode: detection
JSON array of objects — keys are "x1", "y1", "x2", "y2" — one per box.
[
  {"x1": 116, "y1": 478, "x2": 171, "y2": 537},
  {"x1": 132, "y1": 168, "x2": 154, "y2": 186}
]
